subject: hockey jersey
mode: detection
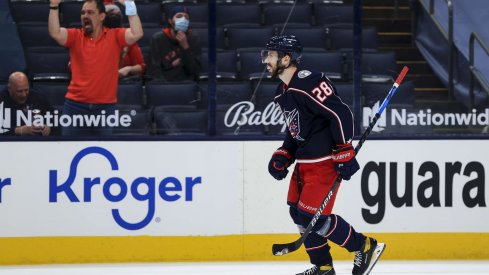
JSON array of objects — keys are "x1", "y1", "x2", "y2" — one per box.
[{"x1": 274, "y1": 69, "x2": 354, "y2": 163}]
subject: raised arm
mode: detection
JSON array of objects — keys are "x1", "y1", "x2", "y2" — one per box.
[
  {"x1": 119, "y1": 0, "x2": 143, "y2": 45},
  {"x1": 48, "y1": 0, "x2": 68, "y2": 46}
]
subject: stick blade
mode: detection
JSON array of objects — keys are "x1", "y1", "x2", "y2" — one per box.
[{"x1": 272, "y1": 241, "x2": 302, "y2": 256}]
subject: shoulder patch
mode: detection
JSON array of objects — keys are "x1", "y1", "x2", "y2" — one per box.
[{"x1": 297, "y1": 70, "x2": 312, "y2": 78}]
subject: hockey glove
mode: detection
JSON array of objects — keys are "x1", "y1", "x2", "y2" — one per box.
[
  {"x1": 268, "y1": 147, "x2": 294, "y2": 180},
  {"x1": 332, "y1": 143, "x2": 360, "y2": 180}
]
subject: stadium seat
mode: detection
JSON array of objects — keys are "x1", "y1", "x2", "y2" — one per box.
[
  {"x1": 9, "y1": 0, "x2": 50, "y2": 25},
  {"x1": 139, "y1": 26, "x2": 162, "y2": 49},
  {"x1": 59, "y1": 1, "x2": 84, "y2": 27},
  {"x1": 215, "y1": 81, "x2": 252, "y2": 110},
  {"x1": 145, "y1": 81, "x2": 199, "y2": 109},
  {"x1": 326, "y1": 26, "x2": 379, "y2": 51},
  {"x1": 363, "y1": 80, "x2": 415, "y2": 107},
  {"x1": 113, "y1": 107, "x2": 152, "y2": 136},
  {"x1": 237, "y1": 49, "x2": 269, "y2": 80},
  {"x1": 314, "y1": 4, "x2": 353, "y2": 26},
  {"x1": 252, "y1": 81, "x2": 277, "y2": 109},
  {"x1": 153, "y1": 108, "x2": 207, "y2": 135},
  {"x1": 192, "y1": 27, "x2": 226, "y2": 50},
  {"x1": 216, "y1": 4, "x2": 261, "y2": 26},
  {"x1": 117, "y1": 82, "x2": 144, "y2": 106},
  {"x1": 278, "y1": 27, "x2": 328, "y2": 51},
  {"x1": 32, "y1": 82, "x2": 68, "y2": 110},
  {"x1": 262, "y1": 3, "x2": 313, "y2": 26},
  {"x1": 25, "y1": 48, "x2": 71, "y2": 82},
  {"x1": 199, "y1": 50, "x2": 238, "y2": 80},
  {"x1": 361, "y1": 51, "x2": 398, "y2": 82},
  {"x1": 123, "y1": 2, "x2": 162, "y2": 27},
  {"x1": 299, "y1": 51, "x2": 344, "y2": 80},
  {"x1": 226, "y1": 27, "x2": 275, "y2": 50},
  {"x1": 17, "y1": 25, "x2": 60, "y2": 49}
]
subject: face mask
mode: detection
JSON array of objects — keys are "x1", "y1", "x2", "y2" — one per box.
[{"x1": 174, "y1": 17, "x2": 189, "y2": 32}]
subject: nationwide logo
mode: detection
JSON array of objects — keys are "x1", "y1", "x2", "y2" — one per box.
[
  {"x1": 0, "y1": 102, "x2": 136, "y2": 132},
  {"x1": 0, "y1": 102, "x2": 11, "y2": 133},
  {"x1": 363, "y1": 101, "x2": 489, "y2": 132}
]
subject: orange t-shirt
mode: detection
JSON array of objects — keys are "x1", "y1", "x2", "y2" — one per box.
[{"x1": 64, "y1": 27, "x2": 128, "y2": 104}]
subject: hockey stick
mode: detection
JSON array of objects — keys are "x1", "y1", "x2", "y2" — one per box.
[{"x1": 272, "y1": 66, "x2": 409, "y2": 256}]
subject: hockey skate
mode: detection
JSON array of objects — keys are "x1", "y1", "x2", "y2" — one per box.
[
  {"x1": 352, "y1": 237, "x2": 386, "y2": 275},
  {"x1": 296, "y1": 264, "x2": 335, "y2": 275}
]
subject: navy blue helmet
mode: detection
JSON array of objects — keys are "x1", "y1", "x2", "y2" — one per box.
[{"x1": 265, "y1": 35, "x2": 303, "y2": 62}]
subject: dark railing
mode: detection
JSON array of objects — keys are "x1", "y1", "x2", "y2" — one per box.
[
  {"x1": 469, "y1": 32, "x2": 489, "y2": 109},
  {"x1": 428, "y1": 0, "x2": 454, "y2": 99}
]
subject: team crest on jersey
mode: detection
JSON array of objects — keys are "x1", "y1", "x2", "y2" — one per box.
[
  {"x1": 283, "y1": 109, "x2": 305, "y2": 141},
  {"x1": 297, "y1": 70, "x2": 311, "y2": 78}
]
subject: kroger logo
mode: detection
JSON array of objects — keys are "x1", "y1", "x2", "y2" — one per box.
[
  {"x1": 0, "y1": 177, "x2": 12, "y2": 203},
  {"x1": 49, "y1": 146, "x2": 203, "y2": 230}
]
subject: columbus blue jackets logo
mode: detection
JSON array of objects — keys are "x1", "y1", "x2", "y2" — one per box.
[
  {"x1": 298, "y1": 70, "x2": 311, "y2": 78},
  {"x1": 283, "y1": 109, "x2": 305, "y2": 141}
]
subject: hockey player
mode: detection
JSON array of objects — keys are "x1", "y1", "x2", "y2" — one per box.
[{"x1": 263, "y1": 35, "x2": 386, "y2": 275}]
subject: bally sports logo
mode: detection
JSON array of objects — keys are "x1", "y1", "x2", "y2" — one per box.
[{"x1": 49, "y1": 146, "x2": 203, "y2": 230}]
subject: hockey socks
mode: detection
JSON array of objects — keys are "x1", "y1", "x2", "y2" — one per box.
[{"x1": 314, "y1": 214, "x2": 365, "y2": 252}]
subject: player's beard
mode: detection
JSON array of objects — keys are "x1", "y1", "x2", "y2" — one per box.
[{"x1": 271, "y1": 60, "x2": 286, "y2": 79}]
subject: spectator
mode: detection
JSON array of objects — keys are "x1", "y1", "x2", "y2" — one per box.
[
  {"x1": 48, "y1": 0, "x2": 143, "y2": 136},
  {"x1": 104, "y1": 3, "x2": 145, "y2": 78},
  {"x1": 147, "y1": 6, "x2": 202, "y2": 82},
  {"x1": 0, "y1": 72, "x2": 53, "y2": 136}
]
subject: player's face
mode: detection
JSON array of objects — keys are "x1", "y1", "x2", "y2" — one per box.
[
  {"x1": 262, "y1": 50, "x2": 279, "y2": 76},
  {"x1": 81, "y1": 2, "x2": 105, "y2": 36}
]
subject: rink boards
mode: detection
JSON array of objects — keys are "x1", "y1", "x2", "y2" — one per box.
[{"x1": 0, "y1": 140, "x2": 488, "y2": 264}]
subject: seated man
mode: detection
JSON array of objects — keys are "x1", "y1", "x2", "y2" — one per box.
[
  {"x1": 147, "y1": 6, "x2": 202, "y2": 82},
  {"x1": 0, "y1": 72, "x2": 54, "y2": 136}
]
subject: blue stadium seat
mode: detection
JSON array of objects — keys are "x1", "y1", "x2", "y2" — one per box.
[
  {"x1": 237, "y1": 49, "x2": 269, "y2": 80},
  {"x1": 216, "y1": 4, "x2": 261, "y2": 26},
  {"x1": 17, "y1": 25, "x2": 60, "y2": 49},
  {"x1": 226, "y1": 27, "x2": 275, "y2": 50},
  {"x1": 113, "y1": 107, "x2": 151, "y2": 136},
  {"x1": 299, "y1": 51, "x2": 344, "y2": 80},
  {"x1": 117, "y1": 82, "x2": 144, "y2": 106},
  {"x1": 252, "y1": 81, "x2": 277, "y2": 109},
  {"x1": 262, "y1": 3, "x2": 313, "y2": 26},
  {"x1": 192, "y1": 27, "x2": 226, "y2": 50},
  {"x1": 140, "y1": 26, "x2": 162, "y2": 49},
  {"x1": 59, "y1": 1, "x2": 84, "y2": 27},
  {"x1": 314, "y1": 4, "x2": 353, "y2": 26},
  {"x1": 326, "y1": 26, "x2": 379, "y2": 51},
  {"x1": 32, "y1": 82, "x2": 68, "y2": 110},
  {"x1": 363, "y1": 80, "x2": 415, "y2": 107},
  {"x1": 145, "y1": 81, "x2": 199, "y2": 109},
  {"x1": 215, "y1": 81, "x2": 252, "y2": 110},
  {"x1": 123, "y1": 2, "x2": 162, "y2": 27},
  {"x1": 153, "y1": 109, "x2": 207, "y2": 135},
  {"x1": 279, "y1": 27, "x2": 328, "y2": 50},
  {"x1": 25, "y1": 48, "x2": 70, "y2": 82},
  {"x1": 361, "y1": 51, "x2": 398, "y2": 82},
  {"x1": 199, "y1": 50, "x2": 238, "y2": 80},
  {"x1": 9, "y1": 0, "x2": 50, "y2": 25}
]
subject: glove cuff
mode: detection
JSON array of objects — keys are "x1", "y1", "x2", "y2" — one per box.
[
  {"x1": 273, "y1": 147, "x2": 292, "y2": 160},
  {"x1": 125, "y1": 0, "x2": 137, "y2": 16},
  {"x1": 332, "y1": 143, "x2": 355, "y2": 163}
]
